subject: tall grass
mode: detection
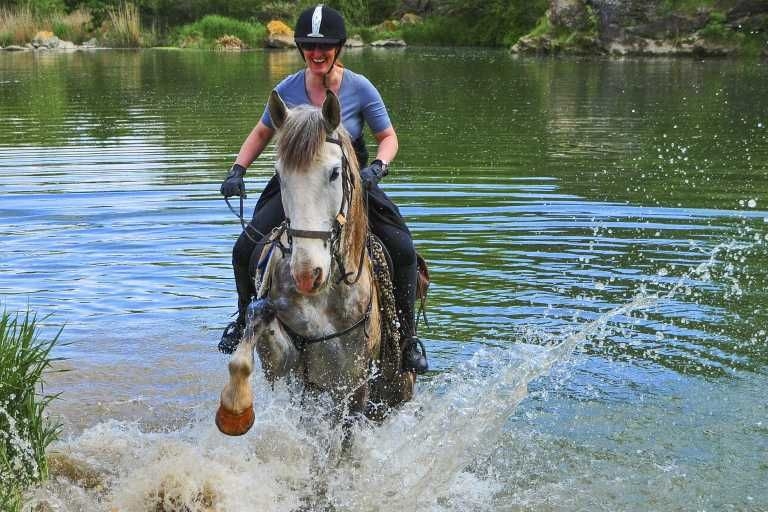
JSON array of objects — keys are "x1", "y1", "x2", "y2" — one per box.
[
  {"x1": 0, "y1": 5, "x2": 93, "y2": 46},
  {"x1": 106, "y1": 2, "x2": 141, "y2": 48},
  {"x1": 0, "y1": 310, "x2": 62, "y2": 512},
  {"x1": 0, "y1": 6, "x2": 37, "y2": 46}
]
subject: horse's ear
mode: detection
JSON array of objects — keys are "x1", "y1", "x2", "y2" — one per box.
[
  {"x1": 322, "y1": 89, "x2": 341, "y2": 132},
  {"x1": 268, "y1": 90, "x2": 287, "y2": 130}
]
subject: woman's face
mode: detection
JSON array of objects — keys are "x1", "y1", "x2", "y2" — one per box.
[{"x1": 300, "y1": 43, "x2": 339, "y2": 76}]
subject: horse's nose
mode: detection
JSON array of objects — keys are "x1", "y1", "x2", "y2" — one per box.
[{"x1": 293, "y1": 266, "x2": 325, "y2": 294}]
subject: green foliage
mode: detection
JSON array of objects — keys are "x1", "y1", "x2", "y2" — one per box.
[
  {"x1": 174, "y1": 15, "x2": 265, "y2": 49},
  {"x1": 402, "y1": 0, "x2": 547, "y2": 46},
  {"x1": 326, "y1": 0, "x2": 369, "y2": 27},
  {"x1": 0, "y1": 310, "x2": 62, "y2": 512},
  {"x1": 254, "y1": 2, "x2": 299, "y2": 23},
  {"x1": 365, "y1": 0, "x2": 398, "y2": 25},
  {"x1": 699, "y1": 10, "x2": 736, "y2": 42}
]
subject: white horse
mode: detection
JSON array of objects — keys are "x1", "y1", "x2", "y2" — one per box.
[{"x1": 216, "y1": 90, "x2": 414, "y2": 436}]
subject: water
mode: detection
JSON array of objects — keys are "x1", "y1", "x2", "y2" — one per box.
[{"x1": 1, "y1": 48, "x2": 767, "y2": 511}]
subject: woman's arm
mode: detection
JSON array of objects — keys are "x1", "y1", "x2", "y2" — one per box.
[
  {"x1": 235, "y1": 121, "x2": 275, "y2": 168},
  {"x1": 372, "y1": 126, "x2": 398, "y2": 164}
]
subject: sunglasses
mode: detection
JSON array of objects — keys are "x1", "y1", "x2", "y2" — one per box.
[{"x1": 298, "y1": 42, "x2": 337, "y2": 51}]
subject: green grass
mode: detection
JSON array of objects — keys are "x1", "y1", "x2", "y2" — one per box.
[
  {"x1": 0, "y1": 309, "x2": 63, "y2": 512},
  {"x1": 174, "y1": 15, "x2": 266, "y2": 49}
]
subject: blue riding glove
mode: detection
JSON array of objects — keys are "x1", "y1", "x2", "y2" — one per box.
[
  {"x1": 360, "y1": 159, "x2": 389, "y2": 190},
  {"x1": 220, "y1": 163, "x2": 247, "y2": 197}
]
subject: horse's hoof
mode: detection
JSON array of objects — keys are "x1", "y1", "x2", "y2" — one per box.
[{"x1": 215, "y1": 404, "x2": 255, "y2": 436}]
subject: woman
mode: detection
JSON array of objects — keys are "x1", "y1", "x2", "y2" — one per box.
[{"x1": 219, "y1": 5, "x2": 428, "y2": 374}]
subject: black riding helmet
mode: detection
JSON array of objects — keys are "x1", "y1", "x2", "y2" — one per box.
[{"x1": 294, "y1": 4, "x2": 347, "y2": 47}]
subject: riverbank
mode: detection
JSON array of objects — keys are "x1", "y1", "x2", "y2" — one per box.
[
  {"x1": 2, "y1": 1, "x2": 765, "y2": 57},
  {"x1": 512, "y1": 0, "x2": 768, "y2": 58}
]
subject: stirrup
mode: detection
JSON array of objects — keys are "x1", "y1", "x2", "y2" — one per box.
[
  {"x1": 402, "y1": 336, "x2": 428, "y2": 374},
  {"x1": 218, "y1": 321, "x2": 243, "y2": 355}
]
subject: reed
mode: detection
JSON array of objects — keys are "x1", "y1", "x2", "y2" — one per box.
[
  {"x1": 106, "y1": 2, "x2": 141, "y2": 48},
  {"x1": 0, "y1": 5, "x2": 37, "y2": 46},
  {"x1": 0, "y1": 310, "x2": 63, "y2": 512}
]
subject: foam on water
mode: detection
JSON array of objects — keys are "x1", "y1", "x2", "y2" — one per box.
[{"x1": 24, "y1": 290, "x2": 669, "y2": 512}]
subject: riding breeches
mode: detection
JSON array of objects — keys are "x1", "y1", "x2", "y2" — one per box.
[{"x1": 231, "y1": 174, "x2": 419, "y2": 337}]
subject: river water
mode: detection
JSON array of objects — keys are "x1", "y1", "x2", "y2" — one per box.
[{"x1": 1, "y1": 48, "x2": 767, "y2": 511}]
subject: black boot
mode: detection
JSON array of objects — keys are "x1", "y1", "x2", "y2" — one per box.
[
  {"x1": 402, "y1": 336, "x2": 428, "y2": 374},
  {"x1": 219, "y1": 318, "x2": 244, "y2": 354},
  {"x1": 392, "y1": 258, "x2": 429, "y2": 374}
]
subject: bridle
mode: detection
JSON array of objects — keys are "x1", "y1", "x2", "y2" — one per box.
[
  {"x1": 282, "y1": 134, "x2": 367, "y2": 286},
  {"x1": 273, "y1": 133, "x2": 371, "y2": 349}
]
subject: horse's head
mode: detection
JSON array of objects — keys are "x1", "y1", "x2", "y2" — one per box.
[{"x1": 269, "y1": 90, "x2": 355, "y2": 295}]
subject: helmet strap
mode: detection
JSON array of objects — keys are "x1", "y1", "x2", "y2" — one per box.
[{"x1": 322, "y1": 45, "x2": 342, "y2": 88}]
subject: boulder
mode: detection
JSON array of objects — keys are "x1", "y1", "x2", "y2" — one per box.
[
  {"x1": 3, "y1": 45, "x2": 28, "y2": 51},
  {"x1": 400, "y1": 13, "x2": 422, "y2": 25},
  {"x1": 266, "y1": 19, "x2": 294, "y2": 48},
  {"x1": 345, "y1": 34, "x2": 365, "y2": 48},
  {"x1": 32, "y1": 30, "x2": 59, "y2": 49},
  {"x1": 549, "y1": 0, "x2": 592, "y2": 31},
  {"x1": 370, "y1": 39, "x2": 407, "y2": 48},
  {"x1": 215, "y1": 35, "x2": 244, "y2": 50}
]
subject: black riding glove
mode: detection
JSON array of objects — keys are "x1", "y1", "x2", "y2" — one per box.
[
  {"x1": 220, "y1": 163, "x2": 247, "y2": 197},
  {"x1": 360, "y1": 159, "x2": 389, "y2": 190}
]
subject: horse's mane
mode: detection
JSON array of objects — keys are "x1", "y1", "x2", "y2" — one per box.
[
  {"x1": 276, "y1": 105, "x2": 366, "y2": 267},
  {"x1": 275, "y1": 106, "x2": 326, "y2": 172}
]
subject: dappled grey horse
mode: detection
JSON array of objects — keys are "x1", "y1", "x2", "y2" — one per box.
[{"x1": 216, "y1": 90, "x2": 414, "y2": 436}]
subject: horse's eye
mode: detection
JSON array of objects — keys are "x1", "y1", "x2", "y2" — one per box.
[{"x1": 329, "y1": 167, "x2": 340, "y2": 182}]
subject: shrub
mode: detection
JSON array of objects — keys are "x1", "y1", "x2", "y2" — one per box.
[
  {"x1": 174, "y1": 15, "x2": 265, "y2": 49},
  {"x1": 0, "y1": 310, "x2": 62, "y2": 512}
]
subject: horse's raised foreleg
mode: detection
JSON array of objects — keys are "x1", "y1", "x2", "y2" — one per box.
[
  {"x1": 216, "y1": 332, "x2": 257, "y2": 436},
  {"x1": 216, "y1": 298, "x2": 299, "y2": 436}
]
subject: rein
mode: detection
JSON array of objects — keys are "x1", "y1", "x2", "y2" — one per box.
[{"x1": 224, "y1": 195, "x2": 266, "y2": 244}]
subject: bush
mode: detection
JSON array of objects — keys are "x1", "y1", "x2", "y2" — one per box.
[
  {"x1": 174, "y1": 14, "x2": 265, "y2": 49},
  {"x1": 0, "y1": 310, "x2": 62, "y2": 512}
]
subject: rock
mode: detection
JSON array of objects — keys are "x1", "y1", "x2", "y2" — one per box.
[
  {"x1": 58, "y1": 40, "x2": 77, "y2": 50},
  {"x1": 81, "y1": 38, "x2": 98, "y2": 48},
  {"x1": 32, "y1": 30, "x2": 59, "y2": 49},
  {"x1": 376, "y1": 20, "x2": 400, "y2": 32},
  {"x1": 549, "y1": 0, "x2": 592, "y2": 31},
  {"x1": 370, "y1": 39, "x2": 407, "y2": 48},
  {"x1": 215, "y1": 35, "x2": 244, "y2": 50},
  {"x1": 345, "y1": 35, "x2": 364, "y2": 48},
  {"x1": 400, "y1": 13, "x2": 422, "y2": 25},
  {"x1": 266, "y1": 19, "x2": 294, "y2": 48}
]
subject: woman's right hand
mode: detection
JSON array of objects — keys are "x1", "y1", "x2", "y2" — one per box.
[{"x1": 220, "y1": 164, "x2": 247, "y2": 197}]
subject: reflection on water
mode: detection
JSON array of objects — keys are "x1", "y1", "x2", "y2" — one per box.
[{"x1": 1, "y1": 49, "x2": 767, "y2": 510}]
